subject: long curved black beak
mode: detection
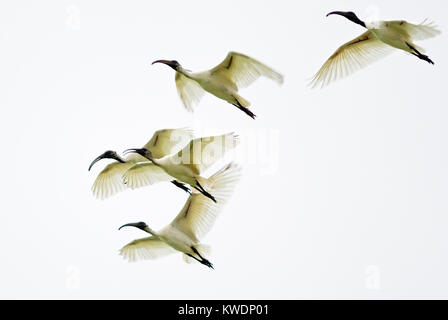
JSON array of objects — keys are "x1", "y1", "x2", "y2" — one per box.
[
  {"x1": 152, "y1": 59, "x2": 179, "y2": 71},
  {"x1": 119, "y1": 221, "x2": 147, "y2": 231},
  {"x1": 88, "y1": 154, "x2": 105, "y2": 171},
  {"x1": 326, "y1": 11, "x2": 366, "y2": 28},
  {"x1": 152, "y1": 59, "x2": 172, "y2": 66},
  {"x1": 326, "y1": 11, "x2": 345, "y2": 17},
  {"x1": 123, "y1": 148, "x2": 145, "y2": 156},
  {"x1": 88, "y1": 151, "x2": 125, "y2": 171},
  {"x1": 119, "y1": 222, "x2": 140, "y2": 230}
]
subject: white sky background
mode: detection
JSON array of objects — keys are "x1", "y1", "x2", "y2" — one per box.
[{"x1": 0, "y1": 0, "x2": 447, "y2": 299}]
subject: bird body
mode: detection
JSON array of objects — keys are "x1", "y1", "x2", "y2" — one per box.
[
  {"x1": 124, "y1": 132, "x2": 240, "y2": 202},
  {"x1": 194, "y1": 73, "x2": 239, "y2": 104},
  {"x1": 311, "y1": 12, "x2": 441, "y2": 88},
  {"x1": 157, "y1": 225, "x2": 195, "y2": 253},
  {"x1": 153, "y1": 52, "x2": 283, "y2": 119},
  {"x1": 119, "y1": 162, "x2": 242, "y2": 268},
  {"x1": 367, "y1": 21, "x2": 421, "y2": 52},
  {"x1": 152, "y1": 155, "x2": 200, "y2": 186}
]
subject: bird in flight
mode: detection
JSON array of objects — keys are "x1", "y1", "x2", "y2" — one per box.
[
  {"x1": 119, "y1": 162, "x2": 242, "y2": 269},
  {"x1": 311, "y1": 11, "x2": 441, "y2": 88},
  {"x1": 88, "y1": 128, "x2": 193, "y2": 199},
  {"x1": 123, "y1": 132, "x2": 239, "y2": 203},
  {"x1": 152, "y1": 52, "x2": 283, "y2": 119}
]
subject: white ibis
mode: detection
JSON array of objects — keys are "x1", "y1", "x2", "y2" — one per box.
[
  {"x1": 119, "y1": 162, "x2": 241, "y2": 269},
  {"x1": 152, "y1": 52, "x2": 284, "y2": 119},
  {"x1": 88, "y1": 128, "x2": 193, "y2": 199},
  {"x1": 123, "y1": 132, "x2": 239, "y2": 203},
  {"x1": 311, "y1": 11, "x2": 441, "y2": 88}
]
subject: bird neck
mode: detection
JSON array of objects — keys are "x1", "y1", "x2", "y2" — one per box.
[
  {"x1": 365, "y1": 20, "x2": 382, "y2": 30},
  {"x1": 347, "y1": 15, "x2": 366, "y2": 28},
  {"x1": 143, "y1": 226, "x2": 158, "y2": 236},
  {"x1": 149, "y1": 157, "x2": 161, "y2": 166},
  {"x1": 176, "y1": 67, "x2": 193, "y2": 79},
  {"x1": 114, "y1": 155, "x2": 126, "y2": 163},
  {"x1": 149, "y1": 155, "x2": 170, "y2": 169}
]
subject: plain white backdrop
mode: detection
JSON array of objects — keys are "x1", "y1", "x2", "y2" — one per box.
[{"x1": 0, "y1": 0, "x2": 447, "y2": 299}]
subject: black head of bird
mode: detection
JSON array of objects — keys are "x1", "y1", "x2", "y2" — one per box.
[
  {"x1": 152, "y1": 59, "x2": 181, "y2": 71},
  {"x1": 88, "y1": 150, "x2": 125, "y2": 171},
  {"x1": 326, "y1": 11, "x2": 366, "y2": 28},
  {"x1": 123, "y1": 147, "x2": 153, "y2": 161},
  {"x1": 119, "y1": 221, "x2": 148, "y2": 231}
]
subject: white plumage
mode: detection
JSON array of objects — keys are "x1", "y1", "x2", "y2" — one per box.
[
  {"x1": 311, "y1": 12, "x2": 441, "y2": 88},
  {"x1": 119, "y1": 162, "x2": 242, "y2": 268},
  {"x1": 123, "y1": 132, "x2": 240, "y2": 202},
  {"x1": 153, "y1": 52, "x2": 283, "y2": 119},
  {"x1": 89, "y1": 128, "x2": 193, "y2": 199}
]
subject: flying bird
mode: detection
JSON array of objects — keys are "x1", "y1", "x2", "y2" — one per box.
[
  {"x1": 119, "y1": 162, "x2": 242, "y2": 269},
  {"x1": 88, "y1": 128, "x2": 193, "y2": 199},
  {"x1": 311, "y1": 11, "x2": 441, "y2": 88},
  {"x1": 123, "y1": 132, "x2": 239, "y2": 203},
  {"x1": 152, "y1": 52, "x2": 283, "y2": 119}
]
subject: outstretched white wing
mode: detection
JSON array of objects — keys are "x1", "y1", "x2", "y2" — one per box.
[
  {"x1": 91, "y1": 153, "x2": 147, "y2": 200},
  {"x1": 168, "y1": 132, "x2": 240, "y2": 174},
  {"x1": 120, "y1": 236, "x2": 176, "y2": 262},
  {"x1": 310, "y1": 31, "x2": 393, "y2": 88},
  {"x1": 122, "y1": 162, "x2": 173, "y2": 190},
  {"x1": 210, "y1": 51, "x2": 283, "y2": 89},
  {"x1": 175, "y1": 72, "x2": 205, "y2": 112},
  {"x1": 143, "y1": 128, "x2": 194, "y2": 159},
  {"x1": 392, "y1": 20, "x2": 441, "y2": 41},
  {"x1": 170, "y1": 162, "x2": 242, "y2": 241}
]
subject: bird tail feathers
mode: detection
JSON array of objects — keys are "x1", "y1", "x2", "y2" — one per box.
[{"x1": 197, "y1": 162, "x2": 242, "y2": 203}]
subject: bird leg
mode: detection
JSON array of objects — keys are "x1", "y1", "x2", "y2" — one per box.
[
  {"x1": 232, "y1": 98, "x2": 256, "y2": 120},
  {"x1": 406, "y1": 42, "x2": 434, "y2": 65},
  {"x1": 194, "y1": 180, "x2": 217, "y2": 203},
  {"x1": 191, "y1": 247, "x2": 214, "y2": 269},
  {"x1": 186, "y1": 253, "x2": 214, "y2": 269},
  {"x1": 170, "y1": 180, "x2": 191, "y2": 194}
]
